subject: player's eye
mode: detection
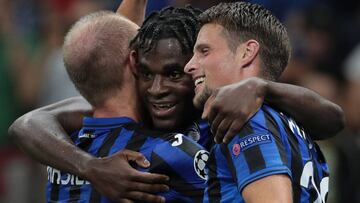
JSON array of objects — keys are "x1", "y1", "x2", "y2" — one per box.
[
  {"x1": 201, "y1": 48, "x2": 209, "y2": 56},
  {"x1": 168, "y1": 70, "x2": 183, "y2": 80},
  {"x1": 140, "y1": 70, "x2": 154, "y2": 80}
]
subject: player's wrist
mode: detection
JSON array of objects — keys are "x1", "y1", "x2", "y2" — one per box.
[
  {"x1": 77, "y1": 155, "x2": 99, "y2": 181},
  {"x1": 248, "y1": 77, "x2": 268, "y2": 99}
]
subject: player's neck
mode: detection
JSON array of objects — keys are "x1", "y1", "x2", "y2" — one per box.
[{"x1": 93, "y1": 88, "x2": 141, "y2": 122}]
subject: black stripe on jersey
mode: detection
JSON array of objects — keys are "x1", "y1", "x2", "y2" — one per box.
[
  {"x1": 244, "y1": 145, "x2": 266, "y2": 173},
  {"x1": 50, "y1": 172, "x2": 60, "y2": 202},
  {"x1": 67, "y1": 182, "x2": 82, "y2": 203},
  {"x1": 67, "y1": 132, "x2": 95, "y2": 203},
  {"x1": 150, "y1": 152, "x2": 204, "y2": 203},
  {"x1": 169, "y1": 134, "x2": 202, "y2": 158},
  {"x1": 238, "y1": 123, "x2": 254, "y2": 138},
  {"x1": 83, "y1": 123, "x2": 125, "y2": 128},
  {"x1": 123, "y1": 123, "x2": 174, "y2": 140},
  {"x1": 124, "y1": 129, "x2": 148, "y2": 151},
  {"x1": 89, "y1": 127, "x2": 122, "y2": 202},
  {"x1": 49, "y1": 130, "x2": 96, "y2": 202},
  {"x1": 278, "y1": 115, "x2": 302, "y2": 203},
  {"x1": 207, "y1": 150, "x2": 221, "y2": 203},
  {"x1": 220, "y1": 144, "x2": 238, "y2": 183},
  {"x1": 239, "y1": 122, "x2": 266, "y2": 173},
  {"x1": 262, "y1": 108, "x2": 288, "y2": 166}
]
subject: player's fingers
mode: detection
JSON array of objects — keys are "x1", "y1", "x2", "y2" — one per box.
[
  {"x1": 122, "y1": 149, "x2": 150, "y2": 168},
  {"x1": 214, "y1": 118, "x2": 232, "y2": 144},
  {"x1": 202, "y1": 95, "x2": 215, "y2": 120},
  {"x1": 117, "y1": 198, "x2": 134, "y2": 203},
  {"x1": 131, "y1": 181, "x2": 169, "y2": 193},
  {"x1": 131, "y1": 170, "x2": 169, "y2": 184},
  {"x1": 207, "y1": 100, "x2": 220, "y2": 125},
  {"x1": 126, "y1": 191, "x2": 166, "y2": 203},
  {"x1": 223, "y1": 121, "x2": 244, "y2": 144},
  {"x1": 210, "y1": 112, "x2": 225, "y2": 140}
]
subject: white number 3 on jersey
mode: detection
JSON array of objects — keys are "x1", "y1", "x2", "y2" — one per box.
[{"x1": 172, "y1": 134, "x2": 183, "y2": 147}]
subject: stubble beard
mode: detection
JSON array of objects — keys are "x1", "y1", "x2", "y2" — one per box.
[{"x1": 193, "y1": 84, "x2": 213, "y2": 110}]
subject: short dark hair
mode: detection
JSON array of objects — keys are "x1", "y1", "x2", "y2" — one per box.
[
  {"x1": 130, "y1": 5, "x2": 202, "y2": 55},
  {"x1": 200, "y1": 2, "x2": 291, "y2": 81},
  {"x1": 63, "y1": 11, "x2": 137, "y2": 107}
]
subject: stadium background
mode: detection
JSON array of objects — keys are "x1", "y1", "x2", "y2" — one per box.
[{"x1": 0, "y1": 0, "x2": 359, "y2": 202}]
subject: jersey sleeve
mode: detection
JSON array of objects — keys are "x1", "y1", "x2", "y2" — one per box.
[{"x1": 223, "y1": 107, "x2": 291, "y2": 192}]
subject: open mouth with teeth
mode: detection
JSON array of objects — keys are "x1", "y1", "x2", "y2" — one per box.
[
  {"x1": 194, "y1": 76, "x2": 205, "y2": 93},
  {"x1": 150, "y1": 103, "x2": 177, "y2": 117},
  {"x1": 152, "y1": 103, "x2": 176, "y2": 109},
  {"x1": 195, "y1": 77, "x2": 205, "y2": 86}
]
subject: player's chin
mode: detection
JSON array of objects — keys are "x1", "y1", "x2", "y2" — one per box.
[
  {"x1": 151, "y1": 118, "x2": 179, "y2": 132},
  {"x1": 193, "y1": 94, "x2": 206, "y2": 110}
]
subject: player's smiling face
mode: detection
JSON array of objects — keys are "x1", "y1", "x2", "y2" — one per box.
[
  {"x1": 137, "y1": 38, "x2": 198, "y2": 131},
  {"x1": 185, "y1": 23, "x2": 241, "y2": 109}
]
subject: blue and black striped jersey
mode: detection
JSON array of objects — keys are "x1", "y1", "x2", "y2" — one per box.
[
  {"x1": 204, "y1": 104, "x2": 329, "y2": 203},
  {"x1": 46, "y1": 117, "x2": 208, "y2": 203}
]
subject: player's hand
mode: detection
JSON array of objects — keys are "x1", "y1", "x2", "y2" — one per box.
[
  {"x1": 202, "y1": 77, "x2": 267, "y2": 144},
  {"x1": 83, "y1": 149, "x2": 169, "y2": 203}
]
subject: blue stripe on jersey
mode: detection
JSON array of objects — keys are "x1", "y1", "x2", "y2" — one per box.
[
  {"x1": 57, "y1": 177, "x2": 70, "y2": 202},
  {"x1": 108, "y1": 127, "x2": 134, "y2": 155},
  {"x1": 73, "y1": 131, "x2": 109, "y2": 203},
  {"x1": 150, "y1": 151, "x2": 205, "y2": 203},
  {"x1": 227, "y1": 108, "x2": 291, "y2": 191},
  {"x1": 197, "y1": 119, "x2": 211, "y2": 148},
  {"x1": 84, "y1": 130, "x2": 109, "y2": 156},
  {"x1": 82, "y1": 117, "x2": 136, "y2": 129},
  {"x1": 138, "y1": 136, "x2": 159, "y2": 170},
  {"x1": 153, "y1": 141, "x2": 200, "y2": 185},
  {"x1": 216, "y1": 145, "x2": 242, "y2": 202},
  {"x1": 47, "y1": 116, "x2": 207, "y2": 203},
  {"x1": 261, "y1": 106, "x2": 310, "y2": 203},
  {"x1": 204, "y1": 104, "x2": 330, "y2": 203},
  {"x1": 78, "y1": 184, "x2": 91, "y2": 203},
  {"x1": 280, "y1": 112, "x2": 311, "y2": 162},
  {"x1": 263, "y1": 106, "x2": 293, "y2": 172},
  {"x1": 159, "y1": 189, "x2": 194, "y2": 202},
  {"x1": 101, "y1": 196, "x2": 113, "y2": 203},
  {"x1": 264, "y1": 105, "x2": 329, "y2": 203},
  {"x1": 250, "y1": 110, "x2": 289, "y2": 173}
]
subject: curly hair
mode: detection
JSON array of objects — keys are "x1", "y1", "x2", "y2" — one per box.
[{"x1": 130, "y1": 5, "x2": 202, "y2": 55}]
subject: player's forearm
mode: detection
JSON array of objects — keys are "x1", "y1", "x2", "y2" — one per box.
[
  {"x1": 265, "y1": 81, "x2": 345, "y2": 139},
  {"x1": 8, "y1": 97, "x2": 94, "y2": 177},
  {"x1": 116, "y1": 0, "x2": 147, "y2": 26},
  {"x1": 42, "y1": 96, "x2": 93, "y2": 134},
  {"x1": 9, "y1": 110, "x2": 94, "y2": 177}
]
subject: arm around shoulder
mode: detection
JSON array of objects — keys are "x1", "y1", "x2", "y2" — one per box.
[
  {"x1": 265, "y1": 80, "x2": 345, "y2": 139},
  {"x1": 8, "y1": 96, "x2": 93, "y2": 174}
]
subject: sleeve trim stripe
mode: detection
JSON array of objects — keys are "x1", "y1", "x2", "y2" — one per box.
[{"x1": 238, "y1": 167, "x2": 292, "y2": 192}]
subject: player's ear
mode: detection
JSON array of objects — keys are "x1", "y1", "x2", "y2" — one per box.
[
  {"x1": 238, "y1": 39, "x2": 260, "y2": 68},
  {"x1": 129, "y1": 50, "x2": 139, "y2": 76}
]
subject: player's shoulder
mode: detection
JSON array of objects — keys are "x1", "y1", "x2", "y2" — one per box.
[
  {"x1": 242, "y1": 104, "x2": 282, "y2": 133},
  {"x1": 224, "y1": 104, "x2": 287, "y2": 148},
  {"x1": 250, "y1": 104, "x2": 282, "y2": 122}
]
